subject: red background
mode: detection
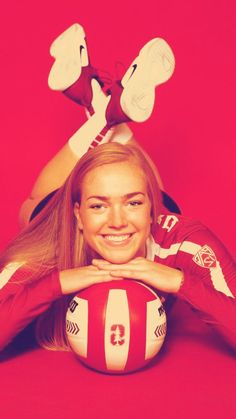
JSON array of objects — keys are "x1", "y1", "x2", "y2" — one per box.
[
  {"x1": 0, "y1": 2, "x2": 236, "y2": 418},
  {"x1": 0, "y1": 0, "x2": 235, "y2": 257}
]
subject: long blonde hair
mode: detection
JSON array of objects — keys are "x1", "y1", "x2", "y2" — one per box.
[{"x1": 0, "y1": 142, "x2": 162, "y2": 350}]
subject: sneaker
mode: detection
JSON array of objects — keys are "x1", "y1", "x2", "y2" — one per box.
[
  {"x1": 48, "y1": 23, "x2": 89, "y2": 91},
  {"x1": 119, "y1": 38, "x2": 175, "y2": 122},
  {"x1": 48, "y1": 23, "x2": 100, "y2": 110}
]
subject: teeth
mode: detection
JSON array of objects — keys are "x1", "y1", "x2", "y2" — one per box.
[{"x1": 104, "y1": 234, "x2": 130, "y2": 242}]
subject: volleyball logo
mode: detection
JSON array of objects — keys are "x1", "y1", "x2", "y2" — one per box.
[{"x1": 110, "y1": 324, "x2": 125, "y2": 346}]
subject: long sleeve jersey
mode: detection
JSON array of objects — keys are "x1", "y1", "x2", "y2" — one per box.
[
  {"x1": 0, "y1": 267, "x2": 62, "y2": 350},
  {"x1": 147, "y1": 214, "x2": 236, "y2": 349},
  {"x1": 0, "y1": 214, "x2": 236, "y2": 351}
]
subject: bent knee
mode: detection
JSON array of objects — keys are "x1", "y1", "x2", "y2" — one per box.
[{"x1": 18, "y1": 197, "x2": 45, "y2": 229}]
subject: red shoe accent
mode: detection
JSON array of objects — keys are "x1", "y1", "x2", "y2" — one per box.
[
  {"x1": 63, "y1": 66, "x2": 103, "y2": 110},
  {"x1": 105, "y1": 81, "x2": 131, "y2": 128}
]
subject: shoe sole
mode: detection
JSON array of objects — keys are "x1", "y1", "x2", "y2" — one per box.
[
  {"x1": 120, "y1": 38, "x2": 175, "y2": 122},
  {"x1": 48, "y1": 23, "x2": 89, "y2": 91}
]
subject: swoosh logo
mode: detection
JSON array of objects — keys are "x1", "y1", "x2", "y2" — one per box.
[
  {"x1": 128, "y1": 64, "x2": 137, "y2": 80},
  {"x1": 80, "y1": 45, "x2": 85, "y2": 57}
]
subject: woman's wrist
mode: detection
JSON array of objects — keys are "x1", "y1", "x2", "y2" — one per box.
[
  {"x1": 171, "y1": 270, "x2": 184, "y2": 293},
  {"x1": 59, "y1": 269, "x2": 75, "y2": 295}
]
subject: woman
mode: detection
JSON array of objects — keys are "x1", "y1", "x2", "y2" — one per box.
[
  {"x1": 1, "y1": 141, "x2": 236, "y2": 353},
  {"x1": 0, "y1": 23, "x2": 178, "y2": 351},
  {"x1": 1, "y1": 24, "x2": 235, "y2": 352}
]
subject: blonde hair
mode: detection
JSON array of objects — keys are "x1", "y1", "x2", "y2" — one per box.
[{"x1": 0, "y1": 142, "x2": 162, "y2": 350}]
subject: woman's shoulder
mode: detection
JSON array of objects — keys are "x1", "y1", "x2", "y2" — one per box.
[
  {"x1": 147, "y1": 214, "x2": 207, "y2": 262},
  {"x1": 150, "y1": 213, "x2": 210, "y2": 248},
  {"x1": 157, "y1": 213, "x2": 205, "y2": 234}
]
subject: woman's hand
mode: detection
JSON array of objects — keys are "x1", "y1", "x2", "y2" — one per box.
[
  {"x1": 92, "y1": 257, "x2": 184, "y2": 294},
  {"x1": 59, "y1": 265, "x2": 122, "y2": 295}
]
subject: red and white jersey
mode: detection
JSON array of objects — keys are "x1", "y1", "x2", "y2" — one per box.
[
  {"x1": 0, "y1": 265, "x2": 62, "y2": 350},
  {"x1": 147, "y1": 214, "x2": 236, "y2": 348},
  {"x1": 0, "y1": 214, "x2": 236, "y2": 351}
]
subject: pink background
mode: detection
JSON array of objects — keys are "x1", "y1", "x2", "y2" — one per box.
[
  {"x1": 0, "y1": 0, "x2": 235, "y2": 260},
  {"x1": 0, "y1": 3, "x2": 236, "y2": 417}
]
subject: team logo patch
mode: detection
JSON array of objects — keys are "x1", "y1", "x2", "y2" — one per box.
[{"x1": 193, "y1": 245, "x2": 217, "y2": 269}]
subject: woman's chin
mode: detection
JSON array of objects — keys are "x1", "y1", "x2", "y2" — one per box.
[{"x1": 103, "y1": 253, "x2": 134, "y2": 264}]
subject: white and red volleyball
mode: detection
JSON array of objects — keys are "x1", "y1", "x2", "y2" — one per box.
[{"x1": 66, "y1": 280, "x2": 167, "y2": 374}]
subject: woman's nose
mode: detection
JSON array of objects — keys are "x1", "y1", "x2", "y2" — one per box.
[{"x1": 108, "y1": 206, "x2": 128, "y2": 228}]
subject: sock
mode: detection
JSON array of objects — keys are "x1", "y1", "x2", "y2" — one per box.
[
  {"x1": 68, "y1": 79, "x2": 133, "y2": 157},
  {"x1": 68, "y1": 111, "x2": 110, "y2": 157}
]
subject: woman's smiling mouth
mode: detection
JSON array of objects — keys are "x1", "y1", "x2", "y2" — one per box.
[{"x1": 101, "y1": 233, "x2": 133, "y2": 245}]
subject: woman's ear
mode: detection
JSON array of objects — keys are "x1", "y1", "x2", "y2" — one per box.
[{"x1": 74, "y1": 202, "x2": 83, "y2": 230}]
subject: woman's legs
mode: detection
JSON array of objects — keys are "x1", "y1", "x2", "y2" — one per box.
[
  {"x1": 19, "y1": 24, "x2": 173, "y2": 227},
  {"x1": 18, "y1": 85, "x2": 136, "y2": 228}
]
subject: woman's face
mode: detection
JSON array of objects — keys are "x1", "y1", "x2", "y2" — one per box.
[{"x1": 74, "y1": 161, "x2": 153, "y2": 264}]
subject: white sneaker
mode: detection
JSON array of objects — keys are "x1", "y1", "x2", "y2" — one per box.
[
  {"x1": 48, "y1": 23, "x2": 89, "y2": 91},
  {"x1": 120, "y1": 38, "x2": 175, "y2": 122}
]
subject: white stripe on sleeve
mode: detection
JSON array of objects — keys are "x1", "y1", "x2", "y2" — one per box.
[
  {"x1": 0, "y1": 262, "x2": 24, "y2": 290},
  {"x1": 149, "y1": 238, "x2": 234, "y2": 298}
]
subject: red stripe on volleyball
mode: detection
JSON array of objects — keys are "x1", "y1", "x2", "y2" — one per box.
[
  {"x1": 86, "y1": 283, "x2": 109, "y2": 372},
  {"x1": 124, "y1": 281, "x2": 157, "y2": 372}
]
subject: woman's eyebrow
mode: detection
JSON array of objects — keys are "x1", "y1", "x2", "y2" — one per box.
[{"x1": 86, "y1": 192, "x2": 145, "y2": 201}]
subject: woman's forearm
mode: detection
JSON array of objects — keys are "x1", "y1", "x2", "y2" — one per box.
[{"x1": 0, "y1": 271, "x2": 62, "y2": 351}]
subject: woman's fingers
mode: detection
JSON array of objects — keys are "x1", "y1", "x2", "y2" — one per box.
[
  {"x1": 93, "y1": 270, "x2": 123, "y2": 280},
  {"x1": 59, "y1": 266, "x2": 123, "y2": 294},
  {"x1": 92, "y1": 258, "x2": 145, "y2": 268},
  {"x1": 110, "y1": 270, "x2": 143, "y2": 279},
  {"x1": 93, "y1": 262, "x2": 141, "y2": 271},
  {"x1": 92, "y1": 259, "x2": 110, "y2": 266},
  {"x1": 91, "y1": 259, "x2": 183, "y2": 293}
]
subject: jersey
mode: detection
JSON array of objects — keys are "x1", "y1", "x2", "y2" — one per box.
[
  {"x1": 0, "y1": 267, "x2": 62, "y2": 350},
  {"x1": 147, "y1": 214, "x2": 236, "y2": 349},
  {"x1": 0, "y1": 214, "x2": 235, "y2": 351}
]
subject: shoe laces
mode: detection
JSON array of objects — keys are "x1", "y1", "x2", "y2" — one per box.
[
  {"x1": 94, "y1": 67, "x2": 113, "y2": 90},
  {"x1": 92, "y1": 62, "x2": 126, "y2": 95}
]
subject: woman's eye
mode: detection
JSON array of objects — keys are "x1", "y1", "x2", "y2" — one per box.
[
  {"x1": 90, "y1": 204, "x2": 104, "y2": 210},
  {"x1": 128, "y1": 201, "x2": 143, "y2": 206}
]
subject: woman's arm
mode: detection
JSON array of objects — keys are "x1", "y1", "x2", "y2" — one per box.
[
  {"x1": 0, "y1": 267, "x2": 62, "y2": 350},
  {"x1": 175, "y1": 227, "x2": 236, "y2": 350},
  {"x1": 92, "y1": 221, "x2": 236, "y2": 350},
  {"x1": 0, "y1": 264, "x2": 122, "y2": 351}
]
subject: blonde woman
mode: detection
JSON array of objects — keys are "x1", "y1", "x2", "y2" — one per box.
[
  {"x1": 1, "y1": 24, "x2": 235, "y2": 353},
  {"x1": 0, "y1": 23, "x2": 177, "y2": 351},
  {"x1": 1, "y1": 141, "x2": 236, "y2": 352}
]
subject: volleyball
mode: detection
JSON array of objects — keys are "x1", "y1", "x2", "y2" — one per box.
[{"x1": 66, "y1": 280, "x2": 167, "y2": 374}]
